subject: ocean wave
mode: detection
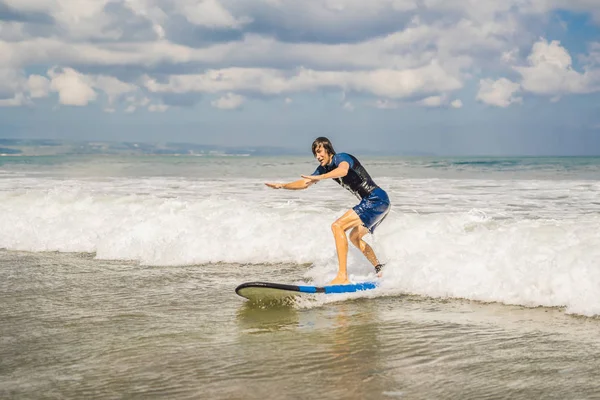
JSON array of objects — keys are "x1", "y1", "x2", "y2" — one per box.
[{"x1": 1, "y1": 181, "x2": 599, "y2": 317}]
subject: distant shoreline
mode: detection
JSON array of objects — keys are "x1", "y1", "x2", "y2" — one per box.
[
  {"x1": 0, "y1": 139, "x2": 299, "y2": 157},
  {"x1": 0, "y1": 138, "x2": 436, "y2": 157},
  {"x1": 0, "y1": 153, "x2": 253, "y2": 157}
]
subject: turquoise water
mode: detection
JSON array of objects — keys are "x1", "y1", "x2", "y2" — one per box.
[{"x1": 2, "y1": 155, "x2": 600, "y2": 179}]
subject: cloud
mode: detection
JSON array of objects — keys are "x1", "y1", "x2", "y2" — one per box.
[
  {"x1": 124, "y1": 95, "x2": 167, "y2": 113},
  {"x1": 211, "y1": 92, "x2": 245, "y2": 109},
  {"x1": 0, "y1": 21, "x2": 28, "y2": 41},
  {"x1": 0, "y1": 68, "x2": 25, "y2": 96},
  {"x1": 1, "y1": 0, "x2": 600, "y2": 113},
  {"x1": 476, "y1": 78, "x2": 522, "y2": 107},
  {"x1": 6, "y1": 0, "x2": 120, "y2": 40},
  {"x1": 501, "y1": 48, "x2": 519, "y2": 63},
  {"x1": 144, "y1": 63, "x2": 462, "y2": 99},
  {"x1": 0, "y1": 68, "x2": 47, "y2": 106},
  {"x1": 472, "y1": 38, "x2": 600, "y2": 107},
  {"x1": 93, "y1": 75, "x2": 137, "y2": 107},
  {"x1": 0, "y1": 92, "x2": 29, "y2": 107},
  {"x1": 48, "y1": 67, "x2": 98, "y2": 106},
  {"x1": 0, "y1": 23, "x2": 479, "y2": 73},
  {"x1": 47, "y1": 67, "x2": 138, "y2": 108},
  {"x1": 0, "y1": 0, "x2": 552, "y2": 112},
  {"x1": 418, "y1": 94, "x2": 445, "y2": 107},
  {"x1": 125, "y1": 95, "x2": 149, "y2": 112},
  {"x1": 514, "y1": 38, "x2": 600, "y2": 95},
  {"x1": 450, "y1": 99, "x2": 463, "y2": 108},
  {"x1": 175, "y1": 0, "x2": 251, "y2": 28},
  {"x1": 27, "y1": 74, "x2": 50, "y2": 98}
]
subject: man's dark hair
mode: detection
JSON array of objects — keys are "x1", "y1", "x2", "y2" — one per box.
[{"x1": 311, "y1": 137, "x2": 336, "y2": 157}]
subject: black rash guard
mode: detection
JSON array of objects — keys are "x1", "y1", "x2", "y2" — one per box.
[{"x1": 312, "y1": 153, "x2": 379, "y2": 200}]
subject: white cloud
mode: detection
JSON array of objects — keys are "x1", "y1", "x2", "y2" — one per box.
[
  {"x1": 93, "y1": 75, "x2": 138, "y2": 107},
  {"x1": 125, "y1": 95, "x2": 151, "y2": 112},
  {"x1": 320, "y1": 0, "x2": 418, "y2": 13},
  {"x1": 46, "y1": 67, "x2": 139, "y2": 108},
  {"x1": 501, "y1": 48, "x2": 519, "y2": 63},
  {"x1": 0, "y1": 6, "x2": 525, "y2": 80},
  {"x1": 450, "y1": 99, "x2": 463, "y2": 108},
  {"x1": 176, "y1": 0, "x2": 251, "y2": 28},
  {"x1": 124, "y1": 0, "x2": 169, "y2": 26},
  {"x1": 0, "y1": 22, "x2": 27, "y2": 41},
  {"x1": 144, "y1": 63, "x2": 462, "y2": 99},
  {"x1": 4, "y1": 0, "x2": 122, "y2": 40},
  {"x1": 27, "y1": 75, "x2": 50, "y2": 98},
  {"x1": 48, "y1": 67, "x2": 98, "y2": 106},
  {"x1": 514, "y1": 39, "x2": 600, "y2": 95},
  {"x1": 418, "y1": 94, "x2": 445, "y2": 107},
  {"x1": 211, "y1": 92, "x2": 245, "y2": 109},
  {"x1": 0, "y1": 92, "x2": 30, "y2": 107},
  {"x1": 0, "y1": 69, "x2": 47, "y2": 106},
  {"x1": 477, "y1": 78, "x2": 522, "y2": 107},
  {"x1": 153, "y1": 24, "x2": 166, "y2": 39},
  {"x1": 2, "y1": 0, "x2": 600, "y2": 112},
  {"x1": 0, "y1": 68, "x2": 25, "y2": 96}
]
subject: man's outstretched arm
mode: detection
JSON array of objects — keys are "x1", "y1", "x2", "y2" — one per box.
[
  {"x1": 265, "y1": 178, "x2": 315, "y2": 190},
  {"x1": 301, "y1": 162, "x2": 349, "y2": 182}
]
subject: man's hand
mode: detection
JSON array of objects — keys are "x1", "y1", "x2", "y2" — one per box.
[{"x1": 265, "y1": 182, "x2": 283, "y2": 189}]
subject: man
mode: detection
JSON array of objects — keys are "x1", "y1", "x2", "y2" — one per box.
[{"x1": 265, "y1": 137, "x2": 391, "y2": 285}]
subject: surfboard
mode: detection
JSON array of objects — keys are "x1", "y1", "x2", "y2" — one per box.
[{"x1": 235, "y1": 281, "x2": 378, "y2": 303}]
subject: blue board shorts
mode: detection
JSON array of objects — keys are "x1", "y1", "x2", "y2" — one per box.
[{"x1": 352, "y1": 187, "x2": 391, "y2": 234}]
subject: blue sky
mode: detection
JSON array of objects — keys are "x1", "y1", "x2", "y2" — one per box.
[{"x1": 1, "y1": 0, "x2": 599, "y2": 156}]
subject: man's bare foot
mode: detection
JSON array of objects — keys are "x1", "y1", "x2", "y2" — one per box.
[{"x1": 329, "y1": 275, "x2": 350, "y2": 285}]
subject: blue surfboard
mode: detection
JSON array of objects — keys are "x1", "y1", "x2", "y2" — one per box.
[{"x1": 235, "y1": 281, "x2": 378, "y2": 303}]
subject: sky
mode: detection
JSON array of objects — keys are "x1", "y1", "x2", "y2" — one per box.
[{"x1": 1, "y1": 0, "x2": 600, "y2": 156}]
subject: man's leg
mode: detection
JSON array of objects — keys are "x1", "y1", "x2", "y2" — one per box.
[
  {"x1": 330, "y1": 209, "x2": 363, "y2": 285},
  {"x1": 349, "y1": 225, "x2": 381, "y2": 268}
]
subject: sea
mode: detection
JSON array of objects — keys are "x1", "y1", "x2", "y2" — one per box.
[{"x1": 1, "y1": 154, "x2": 599, "y2": 399}]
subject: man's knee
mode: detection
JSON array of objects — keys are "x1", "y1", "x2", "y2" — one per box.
[{"x1": 331, "y1": 221, "x2": 344, "y2": 234}]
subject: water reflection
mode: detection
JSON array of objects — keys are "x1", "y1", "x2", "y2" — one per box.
[
  {"x1": 232, "y1": 299, "x2": 389, "y2": 399},
  {"x1": 236, "y1": 303, "x2": 300, "y2": 334}
]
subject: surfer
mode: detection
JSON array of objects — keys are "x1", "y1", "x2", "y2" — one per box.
[{"x1": 265, "y1": 137, "x2": 391, "y2": 285}]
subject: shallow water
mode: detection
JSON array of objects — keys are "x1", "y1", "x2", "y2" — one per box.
[{"x1": 1, "y1": 250, "x2": 599, "y2": 399}]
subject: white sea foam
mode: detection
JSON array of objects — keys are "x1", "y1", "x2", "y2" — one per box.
[{"x1": 1, "y1": 166, "x2": 599, "y2": 317}]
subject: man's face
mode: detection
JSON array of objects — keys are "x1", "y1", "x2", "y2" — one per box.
[{"x1": 314, "y1": 145, "x2": 332, "y2": 166}]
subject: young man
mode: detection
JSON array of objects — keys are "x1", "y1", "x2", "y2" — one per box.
[{"x1": 265, "y1": 137, "x2": 391, "y2": 285}]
